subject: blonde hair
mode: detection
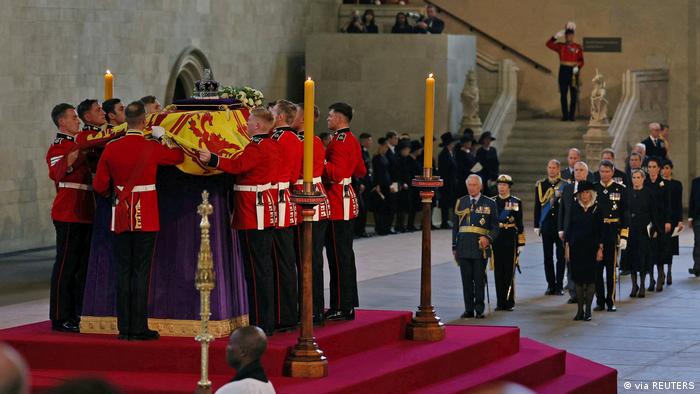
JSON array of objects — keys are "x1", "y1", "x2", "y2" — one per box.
[
  {"x1": 274, "y1": 99, "x2": 297, "y2": 124},
  {"x1": 250, "y1": 106, "x2": 274, "y2": 124}
]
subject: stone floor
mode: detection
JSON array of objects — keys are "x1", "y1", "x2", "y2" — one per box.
[{"x1": 1, "y1": 225, "x2": 699, "y2": 393}]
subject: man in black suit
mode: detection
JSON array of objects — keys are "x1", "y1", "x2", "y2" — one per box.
[
  {"x1": 641, "y1": 122, "x2": 668, "y2": 161},
  {"x1": 689, "y1": 176, "x2": 700, "y2": 276},
  {"x1": 354, "y1": 133, "x2": 373, "y2": 237},
  {"x1": 560, "y1": 148, "x2": 580, "y2": 181},
  {"x1": 438, "y1": 132, "x2": 459, "y2": 229},
  {"x1": 414, "y1": 4, "x2": 445, "y2": 34},
  {"x1": 558, "y1": 161, "x2": 590, "y2": 303}
]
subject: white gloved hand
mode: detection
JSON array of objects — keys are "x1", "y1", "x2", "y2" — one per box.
[
  {"x1": 151, "y1": 126, "x2": 166, "y2": 139},
  {"x1": 573, "y1": 66, "x2": 579, "y2": 75},
  {"x1": 554, "y1": 30, "x2": 565, "y2": 39},
  {"x1": 619, "y1": 239, "x2": 627, "y2": 250},
  {"x1": 518, "y1": 246, "x2": 524, "y2": 254},
  {"x1": 534, "y1": 228, "x2": 541, "y2": 236}
]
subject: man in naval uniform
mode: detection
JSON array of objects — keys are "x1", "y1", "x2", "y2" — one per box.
[{"x1": 452, "y1": 174, "x2": 499, "y2": 319}]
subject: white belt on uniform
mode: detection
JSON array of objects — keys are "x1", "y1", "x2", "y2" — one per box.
[
  {"x1": 340, "y1": 177, "x2": 352, "y2": 221},
  {"x1": 294, "y1": 177, "x2": 322, "y2": 185},
  {"x1": 116, "y1": 184, "x2": 156, "y2": 192},
  {"x1": 234, "y1": 183, "x2": 271, "y2": 230},
  {"x1": 58, "y1": 182, "x2": 92, "y2": 191}
]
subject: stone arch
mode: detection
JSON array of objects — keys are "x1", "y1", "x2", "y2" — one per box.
[{"x1": 164, "y1": 47, "x2": 212, "y2": 104}]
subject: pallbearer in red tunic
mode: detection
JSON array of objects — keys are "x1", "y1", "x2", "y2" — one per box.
[
  {"x1": 546, "y1": 22, "x2": 584, "y2": 121},
  {"x1": 323, "y1": 102, "x2": 367, "y2": 321},
  {"x1": 292, "y1": 102, "x2": 331, "y2": 324},
  {"x1": 93, "y1": 101, "x2": 184, "y2": 341},
  {"x1": 269, "y1": 99, "x2": 303, "y2": 330},
  {"x1": 46, "y1": 103, "x2": 95, "y2": 333},
  {"x1": 198, "y1": 107, "x2": 279, "y2": 336}
]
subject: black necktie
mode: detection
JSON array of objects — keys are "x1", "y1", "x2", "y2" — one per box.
[{"x1": 470, "y1": 199, "x2": 476, "y2": 210}]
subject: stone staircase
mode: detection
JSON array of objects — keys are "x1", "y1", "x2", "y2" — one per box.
[{"x1": 499, "y1": 118, "x2": 588, "y2": 224}]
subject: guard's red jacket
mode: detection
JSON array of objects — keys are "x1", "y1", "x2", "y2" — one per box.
[
  {"x1": 209, "y1": 134, "x2": 279, "y2": 230},
  {"x1": 75, "y1": 124, "x2": 125, "y2": 149},
  {"x1": 93, "y1": 130, "x2": 184, "y2": 233},
  {"x1": 46, "y1": 133, "x2": 95, "y2": 223},
  {"x1": 292, "y1": 133, "x2": 331, "y2": 222},
  {"x1": 269, "y1": 127, "x2": 303, "y2": 227},
  {"x1": 323, "y1": 128, "x2": 366, "y2": 221},
  {"x1": 546, "y1": 38, "x2": 584, "y2": 68}
]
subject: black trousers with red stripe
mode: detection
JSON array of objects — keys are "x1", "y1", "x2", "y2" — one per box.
[
  {"x1": 51, "y1": 221, "x2": 92, "y2": 324},
  {"x1": 239, "y1": 228, "x2": 275, "y2": 333},
  {"x1": 293, "y1": 220, "x2": 330, "y2": 316},
  {"x1": 272, "y1": 227, "x2": 299, "y2": 326},
  {"x1": 326, "y1": 220, "x2": 359, "y2": 311},
  {"x1": 114, "y1": 231, "x2": 156, "y2": 335}
]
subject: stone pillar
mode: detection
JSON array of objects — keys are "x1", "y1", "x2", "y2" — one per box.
[{"x1": 583, "y1": 124, "x2": 612, "y2": 171}]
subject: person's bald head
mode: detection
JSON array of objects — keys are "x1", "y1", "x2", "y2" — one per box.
[
  {"x1": 0, "y1": 344, "x2": 28, "y2": 394},
  {"x1": 573, "y1": 161, "x2": 589, "y2": 181},
  {"x1": 226, "y1": 326, "x2": 268, "y2": 370}
]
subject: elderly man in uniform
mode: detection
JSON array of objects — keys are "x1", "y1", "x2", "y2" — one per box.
[
  {"x1": 94, "y1": 101, "x2": 184, "y2": 340},
  {"x1": 453, "y1": 174, "x2": 499, "y2": 319},
  {"x1": 594, "y1": 160, "x2": 629, "y2": 312},
  {"x1": 492, "y1": 174, "x2": 525, "y2": 311},
  {"x1": 546, "y1": 22, "x2": 584, "y2": 121}
]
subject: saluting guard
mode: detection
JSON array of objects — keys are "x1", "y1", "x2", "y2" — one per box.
[{"x1": 546, "y1": 22, "x2": 584, "y2": 121}]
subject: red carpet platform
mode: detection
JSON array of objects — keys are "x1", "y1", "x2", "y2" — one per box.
[{"x1": 0, "y1": 310, "x2": 616, "y2": 393}]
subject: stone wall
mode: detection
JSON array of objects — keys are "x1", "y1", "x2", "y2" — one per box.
[
  {"x1": 0, "y1": 0, "x2": 339, "y2": 253},
  {"x1": 306, "y1": 33, "x2": 476, "y2": 145}
]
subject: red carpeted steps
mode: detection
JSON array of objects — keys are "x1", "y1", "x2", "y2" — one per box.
[{"x1": 0, "y1": 310, "x2": 617, "y2": 393}]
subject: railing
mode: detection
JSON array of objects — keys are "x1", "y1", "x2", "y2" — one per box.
[
  {"x1": 426, "y1": 0, "x2": 551, "y2": 75},
  {"x1": 609, "y1": 69, "x2": 669, "y2": 167},
  {"x1": 482, "y1": 59, "x2": 519, "y2": 150}
]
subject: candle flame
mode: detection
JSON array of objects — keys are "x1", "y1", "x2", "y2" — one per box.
[
  {"x1": 106, "y1": 69, "x2": 112, "y2": 74},
  {"x1": 428, "y1": 73, "x2": 434, "y2": 78},
  {"x1": 307, "y1": 76, "x2": 312, "y2": 81}
]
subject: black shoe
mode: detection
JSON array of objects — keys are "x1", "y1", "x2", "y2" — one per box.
[
  {"x1": 503, "y1": 306, "x2": 514, "y2": 312},
  {"x1": 475, "y1": 313, "x2": 485, "y2": 319},
  {"x1": 584, "y1": 312, "x2": 592, "y2": 321},
  {"x1": 555, "y1": 288, "x2": 564, "y2": 295},
  {"x1": 607, "y1": 305, "x2": 617, "y2": 312},
  {"x1": 593, "y1": 305, "x2": 605, "y2": 312},
  {"x1": 275, "y1": 324, "x2": 297, "y2": 333},
  {"x1": 460, "y1": 311, "x2": 474, "y2": 318},
  {"x1": 495, "y1": 306, "x2": 504, "y2": 311},
  {"x1": 406, "y1": 227, "x2": 418, "y2": 232},
  {"x1": 567, "y1": 297, "x2": 577, "y2": 304},
  {"x1": 561, "y1": 117, "x2": 569, "y2": 122},
  {"x1": 324, "y1": 308, "x2": 354, "y2": 321},
  {"x1": 130, "y1": 329, "x2": 160, "y2": 341},
  {"x1": 313, "y1": 314, "x2": 325, "y2": 326},
  {"x1": 573, "y1": 312, "x2": 583, "y2": 321},
  {"x1": 51, "y1": 320, "x2": 79, "y2": 333},
  {"x1": 648, "y1": 280, "x2": 656, "y2": 292},
  {"x1": 689, "y1": 268, "x2": 700, "y2": 277},
  {"x1": 545, "y1": 287, "x2": 554, "y2": 295},
  {"x1": 118, "y1": 332, "x2": 130, "y2": 340}
]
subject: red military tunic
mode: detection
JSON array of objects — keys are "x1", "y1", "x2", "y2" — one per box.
[
  {"x1": 75, "y1": 124, "x2": 125, "y2": 149},
  {"x1": 546, "y1": 39, "x2": 584, "y2": 68},
  {"x1": 211, "y1": 134, "x2": 279, "y2": 230},
  {"x1": 46, "y1": 133, "x2": 95, "y2": 223},
  {"x1": 323, "y1": 128, "x2": 366, "y2": 221},
  {"x1": 269, "y1": 127, "x2": 303, "y2": 228},
  {"x1": 292, "y1": 133, "x2": 331, "y2": 222},
  {"x1": 93, "y1": 130, "x2": 184, "y2": 233}
]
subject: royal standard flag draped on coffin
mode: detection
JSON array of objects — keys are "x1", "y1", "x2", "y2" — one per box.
[{"x1": 144, "y1": 108, "x2": 250, "y2": 175}]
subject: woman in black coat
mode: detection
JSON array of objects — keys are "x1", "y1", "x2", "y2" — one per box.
[
  {"x1": 661, "y1": 160, "x2": 683, "y2": 285},
  {"x1": 627, "y1": 169, "x2": 658, "y2": 297},
  {"x1": 437, "y1": 132, "x2": 458, "y2": 229},
  {"x1": 564, "y1": 181, "x2": 603, "y2": 321},
  {"x1": 645, "y1": 158, "x2": 672, "y2": 292},
  {"x1": 394, "y1": 141, "x2": 414, "y2": 232}
]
